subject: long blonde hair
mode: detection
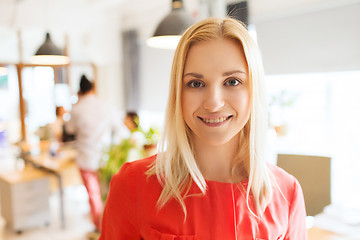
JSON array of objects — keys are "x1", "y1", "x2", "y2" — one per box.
[{"x1": 147, "y1": 17, "x2": 273, "y2": 218}]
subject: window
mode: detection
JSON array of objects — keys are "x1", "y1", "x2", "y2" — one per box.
[
  {"x1": 0, "y1": 65, "x2": 20, "y2": 144},
  {"x1": 266, "y1": 71, "x2": 360, "y2": 208}
]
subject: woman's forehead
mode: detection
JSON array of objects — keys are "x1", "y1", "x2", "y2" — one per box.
[{"x1": 183, "y1": 38, "x2": 248, "y2": 75}]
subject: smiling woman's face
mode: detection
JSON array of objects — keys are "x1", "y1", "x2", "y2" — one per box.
[{"x1": 181, "y1": 38, "x2": 250, "y2": 147}]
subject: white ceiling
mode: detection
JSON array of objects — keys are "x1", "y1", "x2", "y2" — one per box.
[
  {"x1": 0, "y1": 0, "x2": 358, "y2": 65},
  {"x1": 0, "y1": 0, "x2": 358, "y2": 31}
]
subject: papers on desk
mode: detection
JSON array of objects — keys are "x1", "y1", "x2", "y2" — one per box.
[
  {"x1": 314, "y1": 204, "x2": 360, "y2": 238},
  {"x1": 40, "y1": 156, "x2": 60, "y2": 169}
]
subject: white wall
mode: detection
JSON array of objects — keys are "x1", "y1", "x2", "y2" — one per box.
[
  {"x1": 88, "y1": 12, "x2": 124, "y2": 111},
  {"x1": 139, "y1": 43, "x2": 174, "y2": 112},
  {"x1": 254, "y1": 2, "x2": 360, "y2": 74}
]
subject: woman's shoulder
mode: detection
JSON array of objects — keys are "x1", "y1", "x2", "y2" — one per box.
[
  {"x1": 110, "y1": 155, "x2": 157, "y2": 188},
  {"x1": 267, "y1": 163, "x2": 302, "y2": 200},
  {"x1": 107, "y1": 155, "x2": 161, "y2": 207},
  {"x1": 268, "y1": 163, "x2": 296, "y2": 181}
]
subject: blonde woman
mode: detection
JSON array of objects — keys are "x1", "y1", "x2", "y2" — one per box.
[{"x1": 100, "y1": 17, "x2": 307, "y2": 240}]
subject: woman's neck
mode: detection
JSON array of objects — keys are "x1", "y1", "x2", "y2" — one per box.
[{"x1": 193, "y1": 134, "x2": 242, "y2": 183}]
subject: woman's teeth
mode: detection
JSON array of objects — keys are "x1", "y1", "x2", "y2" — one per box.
[{"x1": 202, "y1": 117, "x2": 228, "y2": 123}]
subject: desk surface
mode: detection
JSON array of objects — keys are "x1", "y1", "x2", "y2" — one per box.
[
  {"x1": 308, "y1": 227, "x2": 343, "y2": 239},
  {"x1": 0, "y1": 166, "x2": 49, "y2": 184},
  {"x1": 25, "y1": 151, "x2": 82, "y2": 188},
  {"x1": 24, "y1": 148, "x2": 77, "y2": 172},
  {"x1": 18, "y1": 141, "x2": 76, "y2": 169}
]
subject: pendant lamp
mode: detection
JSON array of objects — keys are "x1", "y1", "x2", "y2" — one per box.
[
  {"x1": 146, "y1": 0, "x2": 195, "y2": 49},
  {"x1": 30, "y1": 33, "x2": 70, "y2": 65}
]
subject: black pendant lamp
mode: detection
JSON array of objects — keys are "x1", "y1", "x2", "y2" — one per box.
[
  {"x1": 146, "y1": 0, "x2": 195, "y2": 49},
  {"x1": 30, "y1": 33, "x2": 69, "y2": 65}
]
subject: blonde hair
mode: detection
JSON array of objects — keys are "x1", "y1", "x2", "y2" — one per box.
[{"x1": 147, "y1": 17, "x2": 273, "y2": 218}]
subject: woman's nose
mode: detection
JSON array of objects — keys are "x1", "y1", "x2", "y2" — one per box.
[{"x1": 203, "y1": 86, "x2": 225, "y2": 112}]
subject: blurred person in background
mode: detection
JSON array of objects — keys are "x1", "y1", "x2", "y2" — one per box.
[
  {"x1": 50, "y1": 106, "x2": 75, "y2": 143},
  {"x1": 65, "y1": 75, "x2": 127, "y2": 238},
  {"x1": 124, "y1": 111, "x2": 139, "y2": 132},
  {"x1": 52, "y1": 106, "x2": 66, "y2": 142}
]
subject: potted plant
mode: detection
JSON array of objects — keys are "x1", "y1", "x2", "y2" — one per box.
[
  {"x1": 268, "y1": 90, "x2": 299, "y2": 136},
  {"x1": 138, "y1": 126, "x2": 160, "y2": 157},
  {"x1": 99, "y1": 125, "x2": 160, "y2": 201},
  {"x1": 99, "y1": 138, "x2": 136, "y2": 201}
]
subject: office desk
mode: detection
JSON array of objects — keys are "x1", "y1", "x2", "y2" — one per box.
[
  {"x1": 0, "y1": 167, "x2": 51, "y2": 233},
  {"x1": 21, "y1": 148, "x2": 81, "y2": 188},
  {"x1": 19, "y1": 146, "x2": 82, "y2": 229}
]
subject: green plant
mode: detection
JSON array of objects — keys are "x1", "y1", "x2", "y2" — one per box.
[
  {"x1": 138, "y1": 126, "x2": 160, "y2": 146},
  {"x1": 99, "y1": 138, "x2": 136, "y2": 200},
  {"x1": 268, "y1": 90, "x2": 300, "y2": 136},
  {"x1": 99, "y1": 125, "x2": 160, "y2": 201}
]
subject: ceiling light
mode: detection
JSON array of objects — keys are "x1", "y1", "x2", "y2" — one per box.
[
  {"x1": 30, "y1": 33, "x2": 70, "y2": 65},
  {"x1": 147, "y1": 0, "x2": 195, "y2": 49}
]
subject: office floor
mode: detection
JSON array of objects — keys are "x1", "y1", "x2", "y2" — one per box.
[{"x1": 2, "y1": 186, "x2": 94, "y2": 240}]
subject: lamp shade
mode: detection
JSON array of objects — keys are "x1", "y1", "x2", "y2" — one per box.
[
  {"x1": 30, "y1": 33, "x2": 70, "y2": 65},
  {"x1": 147, "y1": 0, "x2": 195, "y2": 49}
]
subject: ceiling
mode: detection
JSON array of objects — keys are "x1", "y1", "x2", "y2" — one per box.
[{"x1": 0, "y1": 0, "x2": 357, "y2": 32}]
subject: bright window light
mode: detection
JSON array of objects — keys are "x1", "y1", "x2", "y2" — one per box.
[
  {"x1": 266, "y1": 71, "x2": 360, "y2": 208},
  {"x1": 146, "y1": 36, "x2": 181, "y2": 50}
]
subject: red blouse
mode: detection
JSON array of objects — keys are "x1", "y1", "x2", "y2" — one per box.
[{"x1": 100, "y1": 155, "x2": 307, "y2": 240}]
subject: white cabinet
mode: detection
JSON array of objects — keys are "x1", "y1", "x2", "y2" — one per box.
[{"x1": 0, "y1": 167, "x2": 50, "y2": 233}]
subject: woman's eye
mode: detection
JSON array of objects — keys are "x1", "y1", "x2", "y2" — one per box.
[
  {"x1": 187, "y1": 80, "x2": 204, "y2": 88},
  {"x1": 225, "y1": 78, "x2": 241, "y2": 86}
]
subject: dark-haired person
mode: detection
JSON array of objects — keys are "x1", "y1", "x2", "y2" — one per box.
[
  {"x1": 65, "y1": 75, "x2": 128, "y2": 237},
  {"x1": 124, "y1": 111, "x2": 139, "y2": 132}
]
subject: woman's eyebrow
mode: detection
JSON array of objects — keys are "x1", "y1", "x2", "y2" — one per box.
[
  {"x1": 223, "y1": 70, "x2": 246, "y2": 77},
  {"x1": 183, "y1": 70, "x2": 246, "y2": 78},
  {"x1": 183, "y1": 72, "x2": 203, "y2": 78}
]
